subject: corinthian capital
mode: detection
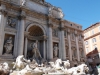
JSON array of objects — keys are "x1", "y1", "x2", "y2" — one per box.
[
  {"x1": 18, "y1": 10, "x2": 26, "y2": 20},
  {"x1": 67, "y1": 29, "x2": 70, "y2": 35},
  {"x1": 74, "y1": 30, "x2": 78, "y2": 36},
  {"x1": 59, "y1": 26, "x2": 65, "y2": 31},
  {"x1": 48, "y1": 23, "x2": 53, "y2": 28}
]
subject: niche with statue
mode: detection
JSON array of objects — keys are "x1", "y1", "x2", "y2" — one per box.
[
  {"x1": 3, "y1": 34, "x2": 15, "y2": 56},
  {"x1": 53, "y1": 42, "x2": 59, "y2": 58}
]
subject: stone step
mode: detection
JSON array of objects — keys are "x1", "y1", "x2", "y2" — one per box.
[{"x1": 0, "y1": 58, "x2": 15, "y2": 63}]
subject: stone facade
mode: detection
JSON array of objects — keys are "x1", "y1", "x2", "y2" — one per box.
[
  {"x1": 84, "y1": 22, "x2": 100, "y2": 64},
  {"x1": 0, "y1": 0, "x2": 85, "y2": 66}
]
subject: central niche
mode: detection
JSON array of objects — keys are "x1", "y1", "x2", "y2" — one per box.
[
  {"x1": 27, "y1": 25, "x2": 45, "y2": 59},
  {"x1": 28, "y1": 25, "x2": 44, "y2": 36}
]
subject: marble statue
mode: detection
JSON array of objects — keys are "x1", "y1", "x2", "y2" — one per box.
[
  {"x1": 67, "y1": 64, "x2": 89, "y2": 75},
  {"x1": 48, "y1": 6, "x2": 54, "y2": 16},
  {"x1": 53, "y1": 44, "x2": 58, "y2": 58},
  {"x1": 31, "y1": 40, "x2": 42, "y2": 59},
  {"x1": 63, "y1": 60, "x2": 70, "y2": 69},
  {"x1": 49, "y1": 59, "x2": 63, "y2": 70},
  {"x1": 4, "y1": 37, "x2": 13, "y2": 55},
  {"x1": 13, "y1": 55, "x2": 30, "y2": 70},
  {"x1": 21, "y1": 0, "x2": 26, "y2": 6},
  {"x1": 0, "y1": 55, "x2": 89, "y2": 75},
  {"x1": 0, "y1": 62, "x2": 10, "y2": 75},
  {"x1": 57, "y1": 7, "x2": 64, "y2": 19},
  {"x1": 77, "y1": 64, "x2": 89, "y2": 74}
]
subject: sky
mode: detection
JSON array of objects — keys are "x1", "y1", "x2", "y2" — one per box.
[{"x1": 46, "y1": 0, "x2": 100, "y2": 30}]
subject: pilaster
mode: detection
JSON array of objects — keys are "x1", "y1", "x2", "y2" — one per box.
[
  {"x1": 75, "y1": 30, "x2": 80, "y2": 61},
  {"x1": 47, "y1": 24, "x2": 53, "y2": 60},
  {"x1": 67, "y1": 29, "x2": 72, "y2": 61},
  {"x1": 24, "y1": 37, "x2": 27, "y2": 58},
  {"x1": 81, "y1": 34, "x2": 86, "y2": 59},
  {"x1": 43, "y1": 35, "x2": 47, "y2": 59},
  {"x1": 0, "y1": 4, "x2": 6, "y2": 55},
  {"x1": 59, "y1": 20, "x2": 66, "y2": 60},
  {"x1": 17, "y1": 10, "x2": 26, "y2": 55},
  {"x1": 43, "y1": 39, "x2": 46, "y2": 59},
  {"x1": 47, "y1": 15, "x2": 53, "y2": 60}
]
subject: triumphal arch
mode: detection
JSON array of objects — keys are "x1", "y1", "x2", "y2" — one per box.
[{"x1": 0, "y1": 0, "x2": 86, "y2": 66}]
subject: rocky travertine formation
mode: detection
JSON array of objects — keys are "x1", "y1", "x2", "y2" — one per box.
[
  {"x1": 0, "y1": 62, "x2": 10, "y2": 75},
  {"x1": 0, "y1": 55, "x2": 89, "y2": 75}
]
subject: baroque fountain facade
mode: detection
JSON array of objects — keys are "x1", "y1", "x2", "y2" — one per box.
[{"x1": 0, "y1": 0, "x2": 88, "y2": 75}]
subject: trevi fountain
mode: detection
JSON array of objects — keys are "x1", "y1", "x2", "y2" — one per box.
[{"x1": 0, "y1": 0, "x2": 92, "y2": 75}]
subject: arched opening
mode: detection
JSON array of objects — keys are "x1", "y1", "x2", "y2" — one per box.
[
  {"x1": 26, "y1": 25, "x2": 46, "y2": 59},
  {"x1": 28, "y1": 25, "x2": 44, "y2": 36}
]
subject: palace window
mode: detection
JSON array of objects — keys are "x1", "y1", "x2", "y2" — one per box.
[
  {"x1": 92, "y1": 38, "x2": 96, "y2": 43},
  {"x1": 85, "y1": 41, "x2": 88, "y2": 45},
  {"x1": 91, "y1": 30, "x2": 94, "y2": 35},
  {"x1": 98, "y1": 26, "x2": 100, "y2": 32},
  {"x1": 86, "y1": 47, "x2": 89, "y2": 53},
  {"x1": 99, "y1": 36, "x2": 100, "y2": 39},
  {"x1": 93, "y1": 44, "x2": 97, "y2": 49},
  {"x1": 84, "y1": 33, "x2": 87, "y2": 38}
]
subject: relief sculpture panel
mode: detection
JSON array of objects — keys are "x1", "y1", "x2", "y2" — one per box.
[{"x1": 7, "y1": 16, "x2": 17, "y2": 28}]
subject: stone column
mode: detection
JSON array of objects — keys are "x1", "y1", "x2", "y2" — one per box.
[
  {"x1": 0, "y1": 4, "x2": 6, "y2": 55},
  {"x1": 61, "y1": 28, "x2": 66, "y2": 60},
  {"x1": 47, "y1": 24, "x2": 53, "y2": 60},
  {"x1": 43, "y1": 40, "x2": 46, "y2": 59},
  {"x1": 17, "y1": 11, "x2": 25, "y2": 55},
  {"x1": 24, "y1": 37, "x2": 27, "y2": 58},
  {"x1": 68, "y1": 30, "x2": 72, "y2": 61},
  {"x1": 59, "y1": 20, "x2": 66, "y2": 60},
  {"x1": 43, "y1": 35, "x2": 47, "y2": 59},
  {"x1": 82, "y1": 35, "x2": 86, "y2": 58},
  {"x1": 75, "y1": 31, "x2": 80, "y2": 61}
]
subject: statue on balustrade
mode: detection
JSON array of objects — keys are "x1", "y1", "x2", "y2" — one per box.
[
  {"x1": 21, "y1": 0, "x2": 26, "y2": 6},
  {"x1": 4, "y1": 37, "x2": 13, "y2": 55},
  {"x1": 53, "y1": 44, "x2": 59, "y2": 58}
]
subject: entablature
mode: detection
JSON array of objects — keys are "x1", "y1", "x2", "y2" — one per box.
[{"x1": 4, "y1": 27, "x2": 17, "y2": 34}]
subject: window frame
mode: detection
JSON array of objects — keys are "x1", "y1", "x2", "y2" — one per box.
[
  {"x1": 92, "y1": 38, "x2": 96, "y2": 43},
  {"x1": 91, "y1": 30, "x2": 94, "y2": 35},
  {"x1": 85, "y1": 41, "x2": 88, "y2": 45}
]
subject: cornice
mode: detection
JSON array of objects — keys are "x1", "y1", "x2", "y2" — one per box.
[
  {"x1": 84, "y1": 22, "x2": 100, "y2": 32},
  {"x1": 58, "y1": 26, "x2": 65, "y2": 31},
  {"x1": 48, "y1": 15, "x2": 60, "y2": 28},
  {"x1": 0, "y1": 0, "x2": 20, "y2": 8},
  {"x1": 30, "y1": 0, "x2": 51, "y2": 7},
  {"x1": 4, "y1": 27, "x2": 17, "y2": 33},
  {"x1": 64, "y1": 25, "x2": 83, "y2": 32},
  {"x1": 0, "y1": 0, "x2": 83, "y2": 32},
  {"x1": 84, "y1": 32, "x2": 100, "y2": 41},
  {"x1": 30, "y1": 0, "x2": 59, "y2": 10},
  {"x1": 52, "y1": 37, "x2": 60, "y2": 41}
]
